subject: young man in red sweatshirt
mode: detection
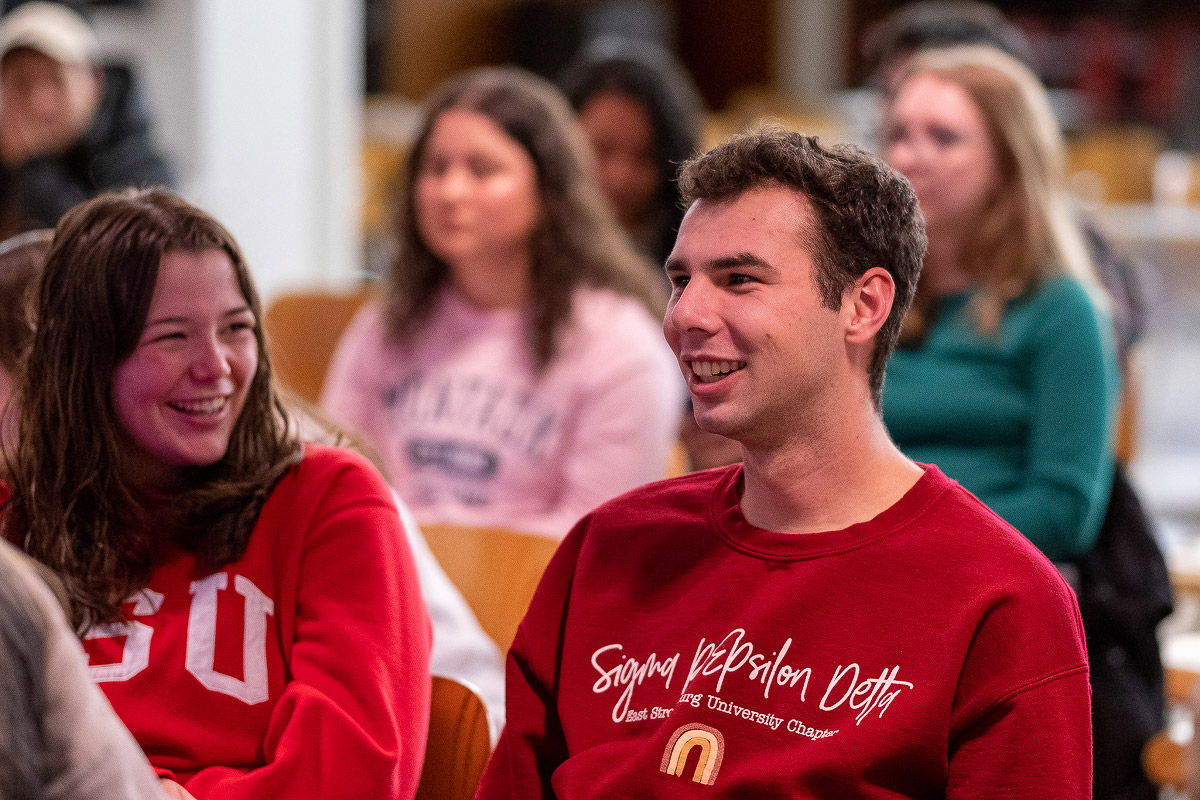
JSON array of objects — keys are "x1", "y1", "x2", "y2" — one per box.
[{"x1": 474, "y1": 131, "x2": 1092, "y2": 799}]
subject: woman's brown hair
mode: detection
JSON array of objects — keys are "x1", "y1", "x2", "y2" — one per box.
[
  {"x1": 391, "y1": 66, "x2": 665, "y2": 368},
  {"x1": 0, "y1": 230, "x2": 52, "y2": 375},
  {"x1": 891, "y1": 45, "x2": 1098, "y2": 341},
  {"x1": 3, "y1": 189, "x2": 300, "y2": 629}
]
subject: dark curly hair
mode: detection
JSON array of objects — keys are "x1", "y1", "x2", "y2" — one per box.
[{"x1": 677, "y1": 129, "x2": 926, "y2": 408}]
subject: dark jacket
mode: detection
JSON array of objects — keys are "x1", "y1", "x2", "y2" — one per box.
[
  {"x1": 0, "y1": 62, "x2": 175, "y2": 236},
  {"x1": 1075, "y1": 465, "x2": 1174, "y2": 800}
]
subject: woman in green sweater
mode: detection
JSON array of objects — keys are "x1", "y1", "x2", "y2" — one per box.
[{"x1": 880, "y1": 45, "x2": 1119, "y2": 561}]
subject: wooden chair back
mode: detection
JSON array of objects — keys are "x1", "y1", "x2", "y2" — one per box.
[
  {"x1": 264, "y1": 288, "x2": 373, "y2": 404},
  {"x1": 421, "y1": 524, "x2": 560, "y2": 652},
  {"x1": 1065, "y1": 125, "x2": 1164, "y2": 204},
  {"x1": 1141, "y1": 665, "x2": 1200, "y2": 790},
  {"x1": 416, "y1": 676, "x2": 491, "y2": 800}
]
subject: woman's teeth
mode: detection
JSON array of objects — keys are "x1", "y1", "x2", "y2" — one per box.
[{"x1": 168, "y1": 397, "x2": 227, "y2": 415}]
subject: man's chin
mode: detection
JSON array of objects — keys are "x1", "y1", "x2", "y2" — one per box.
[{"x1": 692, "y1": 410, "x2": 743, "y2": 441}]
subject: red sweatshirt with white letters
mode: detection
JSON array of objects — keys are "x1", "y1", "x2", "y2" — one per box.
[
  {"x1": 82, "y1": 445, "x2": 432, "y2": 800},
  {"x1": 476, "y1": 464, "x2": 1091, "y2": 799}
]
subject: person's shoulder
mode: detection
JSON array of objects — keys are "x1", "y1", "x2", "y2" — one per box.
[
  {"x1": 570, "y1": 286, "x2": 661, "y2": 338},
  {"x1": 1024, "y1": 273, "x2": 1102, "y2": 320},
  {"x1": 581, "y1": 464, "x2": 735, "y2": 534},
  {"x1": 1004, "y1": 273, "x2": 1109, "y2": 351},
  {"x1": 326, "y1": 301, "x2": 395, "y2": 370},
  {"x1": 914, "y1": 468, "x2": 1077, "y2": 600},
  {"x1": 564, "y1": 286, "x2": 674, "y2": 370},
  {"x1": 339, "y1": 300, "x2": 389, "y2": 343},
  {"x1": 283, "y1": 443, "x2": 390, "y2": 499}
]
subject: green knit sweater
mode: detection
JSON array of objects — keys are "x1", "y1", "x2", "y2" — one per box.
[{"x1": 883, "y1": 274, "x2": 1119, "y2": 561}]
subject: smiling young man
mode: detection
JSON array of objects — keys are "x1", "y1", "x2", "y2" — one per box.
[{"x1": 474, "y1": 131, "x2": 1091, "y2": 798}]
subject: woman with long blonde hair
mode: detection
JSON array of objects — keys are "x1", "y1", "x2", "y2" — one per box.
[{"x1": 881, "y1": 45, "x2": 1118, "y2": 561}]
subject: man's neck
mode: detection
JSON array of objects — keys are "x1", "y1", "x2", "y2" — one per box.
[{"x1": 738, "y1": 402, "x2": 923, "y2": 536}]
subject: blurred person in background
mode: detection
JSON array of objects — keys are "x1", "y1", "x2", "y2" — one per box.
[
  {"x1": 322, "y1": 66, "x2": 683, "y2": 539},
  {"x1": 558, "y1": 37, "x2": 703, "y2": 269},
  {"x1": 560, "y1": 39, "x2": 739, "y2": 471},
  {"x1": 882, "y1": 43, "x2": 1115, "y2": 572},
  {"x1": 0, "y1": 2, "x2": 174, "y2": 237},
  {"x1": 858, "y1": 0, "x2": 1146, "y2": 373},
  {"x1": 881, "y1": 45, "x2": 1166, "y2": 800},
  {"x1": 863, "y1": 1, "x2": 1036, "y2": 99},
  {"x1": 1, "y1": 540, "x2": 166, "y2": 800},
  {"x1": 0, "y1": 227, "x2": 46, "y2": 454},
  {"x1": 4, "y1": 189, "x2": 430, "y2": 800}
]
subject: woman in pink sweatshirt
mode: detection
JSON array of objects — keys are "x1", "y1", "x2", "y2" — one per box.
[{"x1": 323, "y1": 67, "x2": 684, "y2": 539}]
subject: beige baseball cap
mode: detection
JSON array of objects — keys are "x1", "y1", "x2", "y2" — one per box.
[{"x1": 0, "y1": 2, "x2": 98, "y2": 65}]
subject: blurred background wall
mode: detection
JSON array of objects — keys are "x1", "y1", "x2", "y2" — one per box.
[{"x1": 68, "y1": 0, "x2": 1200, "y2": 303}]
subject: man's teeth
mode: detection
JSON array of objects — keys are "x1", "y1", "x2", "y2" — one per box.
[
  {"x1": 690, "y1": 361, "x2": 746, "y2": 382},
  {"x1": 169, "y1": 397, "x2": 227, "y2": 415}
]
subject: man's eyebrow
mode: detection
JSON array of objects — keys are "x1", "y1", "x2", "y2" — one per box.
[
  {"x1": 665, "y1": 252, "x2": 777, "y2": 272},
  {"x1": 711, "y1": 252, "x2": 773, "y2": 271}
]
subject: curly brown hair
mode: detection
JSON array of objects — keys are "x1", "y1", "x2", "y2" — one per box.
[
  {"x1": 3, "y1": 189, "x2": 300, "y2": 629},
  {"x1": 390, "y1": 66, "x2": 665, "y2": 369},
  {"x1": 677, "y1": 129, "x2": 926, "y2": 408}
]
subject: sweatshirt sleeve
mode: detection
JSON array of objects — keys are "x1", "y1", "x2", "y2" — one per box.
[
  {"x1": 473, "y1": 521, "x2": 588, "y2": 798},
  {"x1": 947, "y1": 671, "x2": 1092, "y2": 798},
  {"x1": 983, "y1": 279, "x2": 1119, "y2": 560},
  {"x1": 181, "y1": 456, "x2": 433, "y2": 800},
  {"x1": 946, "y1": 550, "x2": 1093, "y2": 799}
]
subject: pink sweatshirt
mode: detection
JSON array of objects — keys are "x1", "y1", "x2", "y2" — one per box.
[{"x1": 321, "y1": 286, "x2": 684, "y2": 538}]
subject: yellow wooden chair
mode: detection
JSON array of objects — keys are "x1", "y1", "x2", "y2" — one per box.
[
  {"x1": 264, "y1": 288, "x2": 374, "y2": 404},
  {"x1": 1066, "y1": 125, "x2": 1165, "y2": 204},
  {"x1": 416, "y1": 676, "x2": 492, "y2": 800},
  {"x1": 421, "y1": 524, "x2": 560, "y2": 652}
]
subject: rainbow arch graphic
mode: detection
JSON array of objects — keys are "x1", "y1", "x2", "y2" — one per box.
[{"x1": 660, "y1": 723, "x2": 725, "y2": 785}]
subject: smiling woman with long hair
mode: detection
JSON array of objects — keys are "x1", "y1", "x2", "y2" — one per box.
[
  {"x1": 322, "y1": 66, "x2": 683, "y2": 538},
  {"x1": 3, "y1": 189, "x2": 430, "y2": 800}
]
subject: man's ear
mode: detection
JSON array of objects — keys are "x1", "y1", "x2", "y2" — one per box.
[{"x1": 842, "y1": 267, "x2": 895, "y2": 344}]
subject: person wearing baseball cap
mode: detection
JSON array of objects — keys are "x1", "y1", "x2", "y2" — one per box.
[{"x1": 0, "y1": 1, "x2": 174, "y2": 236}]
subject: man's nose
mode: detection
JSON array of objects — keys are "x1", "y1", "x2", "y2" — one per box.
[{"x1": 665, "y1": 278, "x2": 719, "y2": 335}]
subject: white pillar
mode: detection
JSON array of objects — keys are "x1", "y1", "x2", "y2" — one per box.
[
  {"x1": 93, "y1": 0, "x2": 364, "y2": 304},
  {"x1": 189, "y1": 0, "x2": 364, "y2": 304}
]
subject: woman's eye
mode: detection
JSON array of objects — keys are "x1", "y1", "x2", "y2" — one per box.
[
  {"x1": 882, "y1": 126, "x2": 906, "y2": 146},
  {"x1": 929, "y1": 127, "x2": 962, "y2": 147},
  {"x1": 225, "y1": 316, "x2": 257, "y2": 335},
  {"x1": 418, "y1": 156, "x2": 447, "y2": 176},
  {"x1": 468, "y1": 159, "x2": 500, "y2": 178},
  {"x1": 152, "y1": 331, "x2": 186, "y2": 343}
]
